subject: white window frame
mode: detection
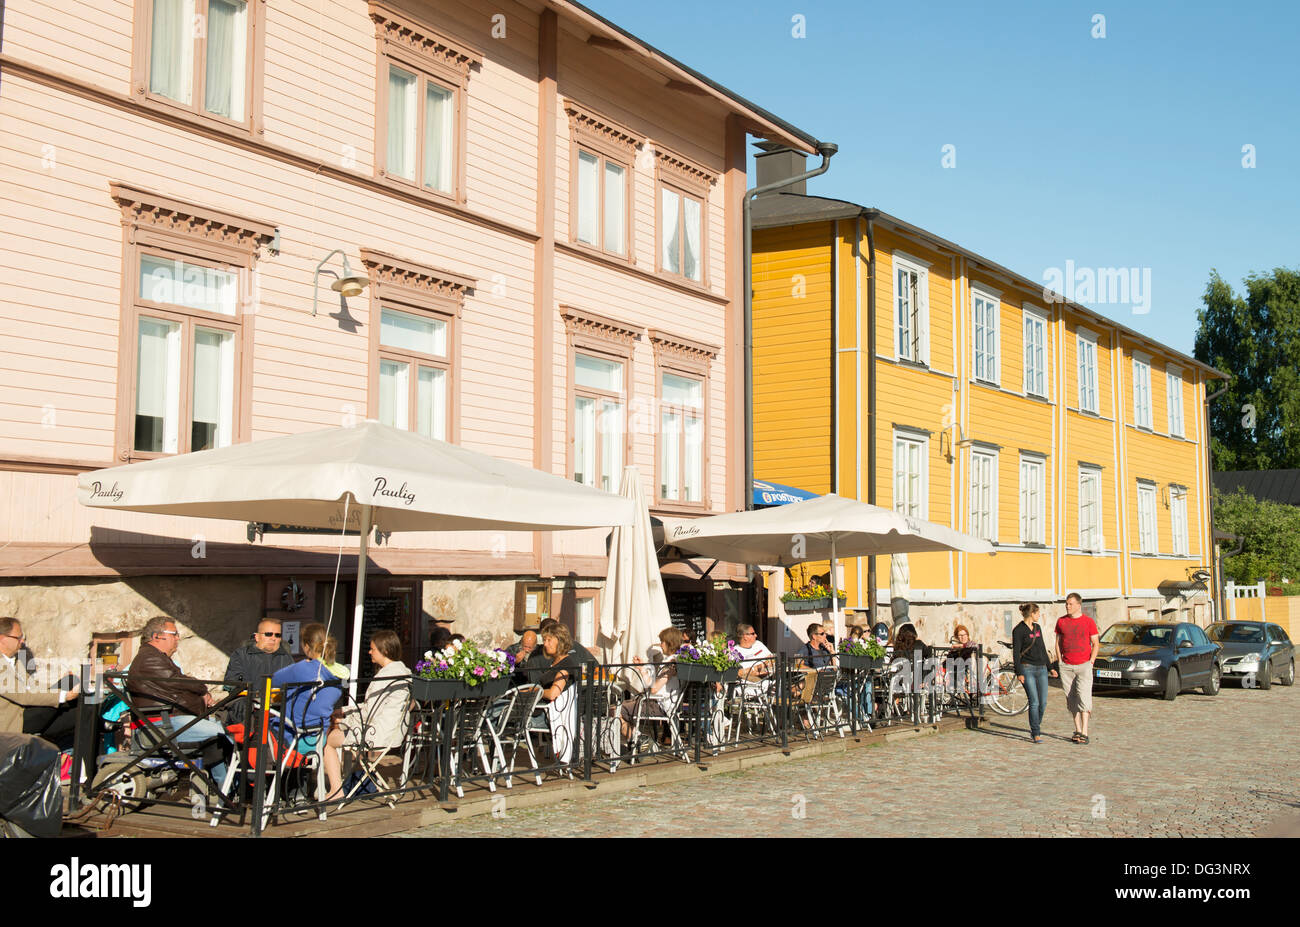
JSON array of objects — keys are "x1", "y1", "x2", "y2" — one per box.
[
  {"x1": 1019, "y1": 455, "x2": 1046, "y2": 545},
  {"x1": 969, "y1": 448, "x2": 998, "y2": 542},
  {"x1": 1078, "y1": 466, "x2": 1103, "y2": 552},
  {"x1": 893, "y1": 431, "x2": 929, "y2": 519},
  {"x1": 1170, "y1": 486, "x2": 1189, "y2": 556},
  {"x1": 893, "y1": 253, "x2": 930, "y2": 366},
  {"x1": 1132, "y1": 354, "x2": 1153, "y2": 429},
  {"x1": 1076, "y1": 329, "x2": 1098, "y2": 414},
  {"x1": 1166, "y1": 367, "x2": 1184, "y2": 437},
  {"x1": 1022, "y1": 305, "x2": 1049, "y2": 398},
  {"x1": 971, "y1": 286, "x2": 1000, "y2": 385},
  {"x1": 1137, "y1": 481, "x2": 1158, "y2": 554}
]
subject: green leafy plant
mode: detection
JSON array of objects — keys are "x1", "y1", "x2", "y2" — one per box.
[
  {"x1": 675, "y1": 634, "x2": 742, "y2": 671},
  {"x1": 839, "y1": 636, "x2": 885, "y2": 659},
  {"x1": 780, "y1": 582, "x2": 847, "y2": 603}
]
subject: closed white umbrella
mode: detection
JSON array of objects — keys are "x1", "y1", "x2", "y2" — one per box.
[
  {"x1": 78, "y1": 422, "x2": 635, "y2": 686},
  {"x1": 665, "y1": 493, "x2": 994, "y2": 643},
  {"x1": 597, "y1": 466, "x2": 667, "y2": 666}
]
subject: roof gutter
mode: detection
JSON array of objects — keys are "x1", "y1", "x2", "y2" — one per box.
[
  {"x1": 1204, "y1": 382, "x2": 1230, "y2": 620},
  {"x1": 743, "y1": 142, "x2": 838, "y2": 510}
]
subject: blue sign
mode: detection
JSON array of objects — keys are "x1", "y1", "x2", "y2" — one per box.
[{"x1": 752, "y1": 479, "x2": 818, "y2": 507}]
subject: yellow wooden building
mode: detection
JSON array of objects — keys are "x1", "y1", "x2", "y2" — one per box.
[{"x1": 750, "y1": 149, "x2": 1226, "y2": 643}]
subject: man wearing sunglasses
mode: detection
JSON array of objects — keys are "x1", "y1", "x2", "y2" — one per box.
[{"x1": 222, "y1": 618, "x2": 294, "y2": 724}]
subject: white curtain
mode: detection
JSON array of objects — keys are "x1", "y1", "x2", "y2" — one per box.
[
  {"x1": 387, "y1": 66, "x2": 417, "y2": 181},
  {"x1": 598, "y1": 399, "x2": 624, "y2": 492},
  {"x1": 205, "y1": 0, "x2": 247, "y2": 121},
  {"x1": 661, "y1": 188, "x2": 680, "y2": 275},
  {"x1": 150, "y1": 0, "x2": 194, "y2": 104},
  {"x1": 192, "y1": 326, "x2": 234, "y2": 449},
  {"x1": 379, "y1": 359, "x2": 409, "y2": 430},
  {"x1": 574, "y1": 396, "x2": 595, "y2": 486},
  {"x1": 661, "y1": 410, "x2": 680, "y2": 499},
  {"x1": 683, "y1": 196, "x2": 702, "y2": 281},
  {"x1": 136, "y1": 318, "x2": 181, "y2": 454},
  {"x1": 416, "y1": 366, "x2": 446, "y2": 440},
  {"x1": 603, "y1": 161, "x2": 625, "y2": 254},
  {"x1": 424, "y1": 83, "x2": 454, "y2": 193},
  {"x1": 576, "y1": 151, "x2": 599, "y2": 245},
  {"x1": 684, "y1": 414, "x2": 702, "y2": 502}
]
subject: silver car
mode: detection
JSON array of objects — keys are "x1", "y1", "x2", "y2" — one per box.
[{"x1": 1206, "y1": 621, "x2": 1296, "y2": 689}]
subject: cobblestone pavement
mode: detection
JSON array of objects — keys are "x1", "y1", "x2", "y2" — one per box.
[{"x1": 393, "y1": 682, "x2": 1300, "y2": 838}]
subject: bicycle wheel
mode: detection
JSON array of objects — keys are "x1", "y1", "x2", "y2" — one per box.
[{"x1": 988, "y1": 670, "x2": 1029, "y2": 716}]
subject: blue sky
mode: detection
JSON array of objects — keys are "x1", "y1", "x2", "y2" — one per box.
[{"x1": 590, "y1": 0, "x2": 1300, "y2": 357}]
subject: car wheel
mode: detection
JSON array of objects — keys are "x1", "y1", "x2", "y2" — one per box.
[
  {"x1": 1161, "y1": 667, "x2": 1180, "y2": 701},
  {"x1": 1258, "y1": 659, "x2": 1272, "y2": 690},
  {"x1": 1201, "y1": 662, "x2": 1220, "y2": 696},
  {"x1": 1281, "y1": 660, "x2": 1295, "y2": 687}
]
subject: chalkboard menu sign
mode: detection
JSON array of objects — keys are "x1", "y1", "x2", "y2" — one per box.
[
  {"x1": 666, "y1": 591, "x2": 706, "y2": 643},
  {"x1": 360, "y1": 596, "x2": 401, "y2": 678}
]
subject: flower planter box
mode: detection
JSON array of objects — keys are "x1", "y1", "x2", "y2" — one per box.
[
  {"x1": 838, "y1": 654, "x2": 884, "y2": 671},
  {"x1": 675, "y1": 663, "x2": 740, "y2": 684},
  {"x1": 782, "y1": 597, "x2": 846, "y2": 613},
  {"x1": 411, "y1": 676, "x2": 509, "y2": 702}
]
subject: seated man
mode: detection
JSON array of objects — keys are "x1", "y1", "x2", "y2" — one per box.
[
  {"x1": 223, "y1": 617, "x2": 294, "y2": 724},
  {"x1": 126, "y1": 616, "x2": 231, "y2": 785},
  {"x1": 506, "y1": 629, "x2": 539, "y2": 662},
  {"x1": 734, "y1": 624, "x2": 774, "y2": 684},
  {"x1": 0, "y1": 617, "x2": 80, "y2": 745},
  {"x1": 792, "y1": 623, "x2": 835, "y2": 706}
]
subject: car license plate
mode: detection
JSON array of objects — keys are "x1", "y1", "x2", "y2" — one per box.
[{"x1": 1096, "y1": 669, "x2": 1121, "y2": 679}]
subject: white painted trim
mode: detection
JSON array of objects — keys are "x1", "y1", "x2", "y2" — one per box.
[
  {"x1": 970, "y1": 286, "x2": 1001, "y2": 386},
  {"x1": 875, "y1": 588, "x2": 955, "y2": 603},
  {"x1": 991, "y1": 543, "x2": 1052, "y2": 554},
  {"x1": 1112, "y1": 328, "x2": 1130, "y2": 595},
  {"x1": 1078, "y1": 464, "x2": 1104, "y2": 552},
  {"x1": 891, "y1": 428, "x2": 929, "y2": 521},
  {"x1": 969, "y1": 446, "x2": 998, "y2": 543},
  {"x1": 1018, "y1": 453, "x2": 1047, "y2": 545},
  {"x1": 1131, "y1": 355, "x2": 1153, "y2": 429},
  {"x1": 1072, "y1": 588, "x2": 1123, "y2": 598},
  {"x1": 959, "y1": 589, "x2": 1057, "y2": 602},
  {"x1": 1064, "y1": 548, "x2": 1121, "y2": 557},
  {"x1": 891, "y1": 251, "x2": 930, "y2": 367},
  {"x1": 1022, "y1": 305, "x2": 1049, "y2": 399}
]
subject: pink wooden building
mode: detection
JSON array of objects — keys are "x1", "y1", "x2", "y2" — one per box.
[{"x1": 0, "y1": 0, "x2": 822, "y2": 675}]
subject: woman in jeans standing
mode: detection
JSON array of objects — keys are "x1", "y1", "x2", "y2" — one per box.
[{"x1": 1012, "y1": 604, "x2": 1057, "y2": 743}]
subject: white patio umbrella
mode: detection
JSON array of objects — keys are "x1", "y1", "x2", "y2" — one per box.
[
  {"x1": 597, "y1": 466, "x2": 668, "y2": 666},
  {"x1": 664, "y1": 493, "x2": 994, "y2": 643},
  {"x1": 77, "y1": 422, "x2": 635, "y2": 687}
]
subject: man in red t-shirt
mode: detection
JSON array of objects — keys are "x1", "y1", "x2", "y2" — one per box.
[{"x1": 1053, "y1": 593, "x2": 1100, "y2": 744}]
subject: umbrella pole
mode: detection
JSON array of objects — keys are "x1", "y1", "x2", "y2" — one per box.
[
  {"x1": 830, "y1": 537, "x2": 841, "y2": 646},
  {"x1": 348, "y1": 504, "x2": 373, "y2": 698}
]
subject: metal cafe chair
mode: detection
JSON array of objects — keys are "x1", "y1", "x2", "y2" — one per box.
[{"x1": 489, "y1": 684, "x2": 543, "y2": 788}]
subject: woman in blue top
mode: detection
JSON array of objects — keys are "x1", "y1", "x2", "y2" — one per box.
[{"x1": 270, "y1": 623, "x2": 342, "y2": 737}]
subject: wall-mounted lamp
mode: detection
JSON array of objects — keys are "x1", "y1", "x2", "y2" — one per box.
[{"x1": 312, "y1": 249, "x2": 369, "y2": 316}]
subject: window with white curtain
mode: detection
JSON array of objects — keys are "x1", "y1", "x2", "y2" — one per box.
[
  {"x1": 131, "y1": 250, "x2": 242, "y2": 456},
  {"x1": 1170, "y1": 486, "x2": 1189, "y2": 556},
  {"x1": 575, "y1": 595, "x2": 596, "y2": 648},
  {"x1": 972, "y1": 289, "x2": 999, "y2": 384},
  {"x1": 659, "y1": 371, "x2": 704, "y2": 503},
  {"x1": 1137, "y1": 481, "x2": 1158, "y2": 553},
  {"x1": 1078, "y1": 466, "x2": 1102, "y2": 551},
  {"x1": 660, "y1": 186, "x2": 703, "y2": 283},
  {"x1": 385, "y1": 63, "x2": 457, "y2": 195},
  {"x1": 572, "y1": 353, "x2": 625, "y2": 492},
  {"x1": 969, "y1": 449, "x2": 997, "y2": 542},
  {"x1": 1019, "y1": 456, "x2": 1045, "y2": 544},
  {"x1": 145, "y1": 0, "x2": 252, "y2": 125},
  {"x1": 1166, "y1": 369, "x2": 1184, "y2": 437},
  {"x1": 1077, "y1": 332, "x2": 1098, "y2": 413},
  {"x1": 893, "y1": 434, "x2": 926, "y2": 518},
  {"x1": 1132, "y1": 356, "x2": 1153, "y2": 429},
  {"x1": 1023, "y1": 308, "x2": 1047, "y2": 397},
  {"x1": 377, "y1": 306, "x2": 451, "y2": 440},
  {"x1": 574, "y1": 149, "x2": 627, "y2": 256}
]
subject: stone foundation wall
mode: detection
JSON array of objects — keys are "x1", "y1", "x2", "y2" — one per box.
[
  {"x1": 0, "y1": 575, "x2": 264, "y2": 682},
  {"x1": 422, "y1": 578, "x2": 519, "y2": 650}
]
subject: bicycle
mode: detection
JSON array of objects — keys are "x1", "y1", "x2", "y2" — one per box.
[{"x1": 983, "y1": 641, "x2": 1029, "y2": 716}]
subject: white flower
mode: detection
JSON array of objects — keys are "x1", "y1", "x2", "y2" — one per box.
[
  {"x1": 423, "y1": 650, "x2": 433, "y2": 660},
  {"x1": 496, "y1": 651, "x2": 507, "y2": 663},
  {"x1": 453, "y1": 640, "x2": 463, "y2": 651}
]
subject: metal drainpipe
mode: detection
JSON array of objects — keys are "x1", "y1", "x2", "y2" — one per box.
[
  {"x1": 743, "y1": 142, "x2": 838, "y2": 511},
  {"x1": 1204, "y1": 382, "x2": 1229, "y2": 619}
]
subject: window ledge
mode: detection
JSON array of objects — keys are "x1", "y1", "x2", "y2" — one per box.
[
  {"x1": 373, "y1": 171, "x2": 464, "y2": 209},
  {"x1": 652, "y1": 501, "x2": 712, "y2": 517},
  {"x1": 138, "y1": 92, "x2": 260, "y2": 139},
  {"x1": 567, "y1": 237, "x2": 635, "y2": 268}
]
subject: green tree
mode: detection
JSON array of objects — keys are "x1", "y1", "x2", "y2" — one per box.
[
  {"x1": 1194, "y1": 268, "x2": 1300, "y2": 471},
  {"x1": 1213, "y1": 488, "x2": 1300, "y2": 584}
]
